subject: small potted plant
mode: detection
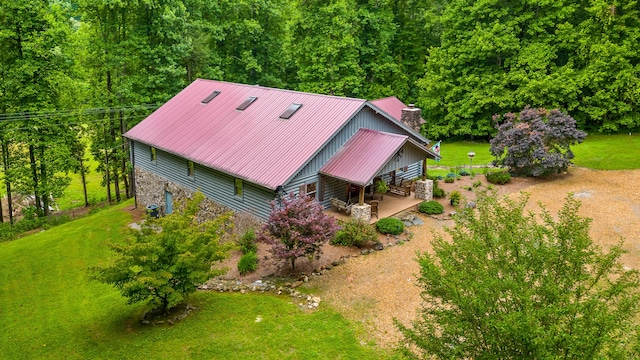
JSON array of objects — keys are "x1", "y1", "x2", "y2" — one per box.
[
  {"x1": 449, "y1": 190, "x2": 462, "y2": 207},
  {"x1": 375, "y1": 179, "x2": 388, "y2": 200}
]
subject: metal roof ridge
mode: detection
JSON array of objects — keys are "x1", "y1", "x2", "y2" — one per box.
[{"x1": 194, "y1": 78, "x2": 367, "y2": 102}]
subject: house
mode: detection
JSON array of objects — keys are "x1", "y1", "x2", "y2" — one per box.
[{"x1": 124, "y1": 79, "x2": 439, "y2": 223}]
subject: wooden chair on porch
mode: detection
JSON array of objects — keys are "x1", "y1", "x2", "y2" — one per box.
[{"x1": 370, "y1": 200, "x2": 379, "y2": 219}]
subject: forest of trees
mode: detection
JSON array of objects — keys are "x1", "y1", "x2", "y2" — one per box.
[{"x1": 1, "y1": 0, "x2": 639, "y2": 220}]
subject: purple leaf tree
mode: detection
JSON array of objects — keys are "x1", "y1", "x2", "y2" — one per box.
[
  {"x1": 490, "y1": 107, "x2": 587, "y2": 177},
  {"x1": 258, "y1": 193, "x2": 339, "y2": 271}
]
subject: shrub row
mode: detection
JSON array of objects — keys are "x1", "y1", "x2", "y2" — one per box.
[
  {"x1": 332, "y1": 220, "x2": 378, "y2": 248},
  {"x1": 376, "y1": 217, "x2": 404, "y2": 235},
  {"x1": 485, "y1": 171, "x2": 512, "y2": 185},
  {"x1": 419, "y1": 201, "x2": 444, "y2": 215}
]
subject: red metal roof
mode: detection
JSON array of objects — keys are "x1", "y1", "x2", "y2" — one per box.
[
  {"x1": 370, "y1": 96, "x2": 426, "y2": 124},
  {"x1": 319, "y1": 129, "x2": 408, "y2": 186},
  {"x1": 124, "y1": 79, "x2": 365, "y2": 190}
]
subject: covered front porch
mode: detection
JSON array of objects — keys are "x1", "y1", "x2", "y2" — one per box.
[
  {"x1": 319, "y1": 128, "x2": 436, "y2": 223},
  {"x1": 324, "y1": 189, "x2": 423, "y2": 224}
]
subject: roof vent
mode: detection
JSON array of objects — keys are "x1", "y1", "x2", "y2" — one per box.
[
  {"x1": 236, "y1": 96, "x2": 257, "y2": 111},
  {"x1": 280, "y1": 103, "x2": 302, "y2": 119},
  {"x1": 201, "y1": 91, "x2": 220, "y2": 104}
]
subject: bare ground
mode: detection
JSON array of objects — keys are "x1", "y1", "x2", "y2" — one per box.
[{"x1": 219, "y1": 167, "x2": 640, "y2": 349}]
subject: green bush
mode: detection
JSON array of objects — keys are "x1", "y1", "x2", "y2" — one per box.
[
  {"x1": 239, "y1": 228, "x2": 257, "y2": 254},
  {"x1": 459, "y1": 169, "x2": 470, "y2": 176},
  {"x1": 376, "y1": 217, "x2": 404, "y2": 235},
  {"x1": 444, "y1": 177, "x2": 455, "y2": 183},
  {"x1": 449, "y1": 190, "x2": 462, "y2": 207},
  {"x1": 238, "y1": 251, "x2": 258, "y2": 275},
  {"x1": 446, "y1": 172, "x2": 456, "y2": 179},
  {"x1": 472, "y1": 180, "x2": 482, "y2": 188},
  {"x1": 332, "y1": 220, "x2": 378, "y2": 247},
  {"x1": 432, "y1": 180, "x2": 446, "y2": 198},
  {"x1": 419, "y1": 201, "x2": 444, "y2": 215},
  {"x1": 485, "y1": 171, "x2": 512, "y2": 185}
]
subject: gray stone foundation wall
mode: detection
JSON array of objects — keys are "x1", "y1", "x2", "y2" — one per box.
[
  {"x1": 350, "y1": 203, "x2": 371, "y2": 222},
  {"x1": 414, "y1": 180, "x2": 433, "y2": 201},
  {"x1": 134, "y1": 167, "x2": 261, "y2": 233}
]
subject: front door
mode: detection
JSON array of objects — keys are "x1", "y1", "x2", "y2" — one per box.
[{"x1": 165, "y1": 191, "x2": 173, "y2": 215}]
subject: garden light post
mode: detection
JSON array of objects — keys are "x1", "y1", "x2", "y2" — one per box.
[{"x1": 468, "y1": 151, "x2": 475, "y2": 172}]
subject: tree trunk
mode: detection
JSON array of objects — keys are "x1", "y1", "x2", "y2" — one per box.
[
  {"x1": 104, "y1": 146, "x2": 111, "y2": 203},
  {"x1": 79, "y1": 155, "x2": 88, "y2": 207},
  {"x1": 120, "y1": 113, "x2": 132, "y2": 198},
  {"x1": 113, "y1": 162, "x2": 121, "y2": 202},
  {"x1": 28, "y1": 144, "x2": 41, "y2": 212},
  {"x1": 39, "y1": 147, "x2": 49, "y2": 216},
  {"x1": 2, "y1": 142, "x2": 14, "y2": 224}
]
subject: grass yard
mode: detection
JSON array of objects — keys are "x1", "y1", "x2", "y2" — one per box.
[
  {"x1": 0, "y1": 200, "x2": 385, "y2": 359},
  {"x1": 572, "y1": 133, "x2": 640, "y2": 169}
]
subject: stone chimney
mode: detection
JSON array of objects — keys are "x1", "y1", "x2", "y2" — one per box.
[{"x1": 401, "y1": 104, "x2": 422, "y2": 133}]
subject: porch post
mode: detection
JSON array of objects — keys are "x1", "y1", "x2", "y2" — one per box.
[
  {"x1": 422, "y1": 158, "x2": 427, "y2": 181},
  {"x1": 358, "y1": 186, "x2": 365, "y2": 205}
]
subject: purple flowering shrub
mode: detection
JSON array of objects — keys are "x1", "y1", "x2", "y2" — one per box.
[
  {"x1": 490, "y1": 107, "x2": 587, "y2": 177},
  {"x1": 258, "y1": 193, "x2": 339, "y2": 270}
]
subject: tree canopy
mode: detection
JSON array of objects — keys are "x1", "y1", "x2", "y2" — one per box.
[
  {"x1": 398, "y1": 190, "x2": 640, "y2": 358},
  {"x1": 490, "y1": 107, "x2": 587, "y2": 176},
  {"x1": 92, "y1": 193, "x2": 233, "y2": 314}
]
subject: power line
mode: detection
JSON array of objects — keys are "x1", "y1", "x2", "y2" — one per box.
[
  {"x1": 0, "y1": 114, "x2": 150, "y2": 133},
  {"x1": 0, "y1": 104, "x2": 159, "y2": 122}
]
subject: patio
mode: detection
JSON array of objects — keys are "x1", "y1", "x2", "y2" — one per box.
[{"x1": 325, "y1": 190, "x2": 423, "y2": 224}]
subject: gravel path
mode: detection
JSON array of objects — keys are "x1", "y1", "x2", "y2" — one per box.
[{"x1": 312, "y1": 167, "x2": 640, "y2": 349}]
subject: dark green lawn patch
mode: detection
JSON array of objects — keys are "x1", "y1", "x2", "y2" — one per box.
[{"x1": 0, "y1": 200, "x2": 384, "y2": 360}]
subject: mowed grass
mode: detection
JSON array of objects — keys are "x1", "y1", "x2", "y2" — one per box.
[
  {"x1": 425, "y1": 133, "x2": 640, "y2": 174},
  {"x1": 572, "y1": 133, "x2": 640, "y2": 169},
  {"x1": 0, "y1": 200, "x2": 384, "y2": 359}
]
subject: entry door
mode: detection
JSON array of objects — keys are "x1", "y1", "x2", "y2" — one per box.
[{"x1": 165, "y1": 191, "x2": 173, "y2": 215}]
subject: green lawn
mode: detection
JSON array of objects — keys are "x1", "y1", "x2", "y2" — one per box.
[
  {"x1": 0, "y1": 200, "x2": 386, "y2": 359},
  {"x1": 572, "y1": 133, "x2": 640, "y2": 169},
  {"x1": 424, "y1": 133, "x2": 640, "y2": 174}
]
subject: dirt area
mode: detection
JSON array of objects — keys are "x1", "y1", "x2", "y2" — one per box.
[{"x1": 218, "y1": 167, "x2": 640, "y2": 349}]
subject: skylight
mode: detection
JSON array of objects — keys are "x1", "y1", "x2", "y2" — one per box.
[
  {"x1": 201, "y1": 90, "x2": 220, "y2": 104},
  {"x1": 236, "y1": 96, "x2": 257, "y2": 110},
  {"x1": 280, "y1": 103, "x2": 302, "y2": 119}
]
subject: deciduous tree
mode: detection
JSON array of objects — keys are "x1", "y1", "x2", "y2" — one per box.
[
  {"x1": 398, "y1": 190, "x2": 640, "y2": 359},
  {"x1": 490, "y1": 107, "x2": 586, "y2": 177},
  {"x1": 92, "y1": 192, "x2": 233, "y2": 314},
  {"x1": 258, "y1": 193, "x2": 339, "y2": 271}
]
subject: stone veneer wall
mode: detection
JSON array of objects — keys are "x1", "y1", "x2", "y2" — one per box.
[
  {"x1": 134, "y1": 167, "x2": 261, "y2": 233},
  {"x1": 350, "y1": 203, "x2": 371, "y2": 222},
  {"x1": 414, "y1": 179, "x2": 433, "y2": 201}
]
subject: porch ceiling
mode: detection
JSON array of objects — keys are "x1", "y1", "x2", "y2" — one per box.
[{"x1": 319, "y1": 129, "x2": 419, "y2": 186}]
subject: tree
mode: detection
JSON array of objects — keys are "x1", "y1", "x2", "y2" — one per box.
[
  {"x1": 258, "y1": 193, "x2": 339, "y2": 271},
  {"x1": 397, "y1": 191, "x2": 640, "y2": 359},
  {"x1": 289, "y1": 0, "x2": 365, "y2": 97},
  {"x1": 490, "y1": 107, "x2": 587, "y2": 177},
  {"x1": 92, "y1": 192, "x2": 233, "y2": 314}
]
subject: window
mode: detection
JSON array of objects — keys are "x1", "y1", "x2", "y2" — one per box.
[
  {"x1": 234, "y1": 178, "x2": 243, "y2": 197},
  {"x1": 150, "y1": 147, "x2": 157, "y2": 163},
  {"x1": 236, "y1": 96, "x2": 257, "y2": 110},
  {"x1": 201, "y1": 90, "x2": 220, "y2": 104},
  {"x1": 280, "y1": 103, "x2": 302, "y2": 119},
  {"x1": 187, "y1": 160, "x2": 195, "y2": 178},
  {"x1": 306, "y1": 182, "x2": 317, "y2": 199}
]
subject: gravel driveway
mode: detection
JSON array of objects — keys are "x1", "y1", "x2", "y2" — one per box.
[{"x1": 312, "y1": 167, "x2": 640, "y2": 348}]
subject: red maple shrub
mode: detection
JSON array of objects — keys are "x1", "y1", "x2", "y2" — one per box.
[{"x1": 258, "y1": 193, "x2": 339, "y2": 271}]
